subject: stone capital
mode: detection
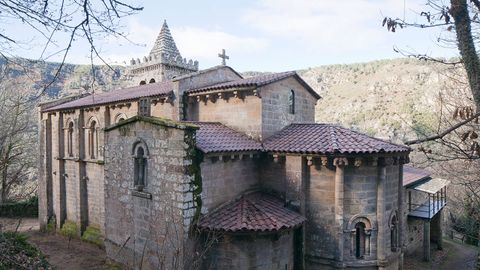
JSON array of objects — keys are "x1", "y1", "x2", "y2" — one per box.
[
  {"x1": 333, "y1": 157, "x2": 348, "y2": 167},
  {"x1": 321, "y1": 156, "x2": 329, "y2": 166}
]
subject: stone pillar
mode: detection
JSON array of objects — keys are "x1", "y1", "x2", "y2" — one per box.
[
  {"x1": 397, "y1": 161, "x2": 404, "y2": 269},
  {"x1": 38, "y1": 112, "x2": 53, "y2": 231},
  {"x1": 433, "y1": 210, "x2": 443, "y2": 250},
  {"x1": 377, "y1": 158, "x2": 387, "y2": 266},
  {"x1": 333, "y1": 157, "x2": 348, "y2": 266},
  {"x1": 77, "y1": 109, "x2": 88, "y2": 233},
  {"x1": 438, "y1": 210, "x2": 443, "y2": 250},
  {"x1": 54, "y1": 113, "x2": 66, "y2": 229},
  {"x1": 423, "y1": 220, "x2": 431, "y2": 261}
]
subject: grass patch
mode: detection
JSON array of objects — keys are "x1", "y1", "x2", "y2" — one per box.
[
  {"x1": 81, "y1": 225, "x2": 103, "y2": 247},
  {"x1": 0, "y1": 232, "x2": 51, "y2": 269},
  {"x1": 60, "y1": 220, "x2": 78, "y2": 239}
]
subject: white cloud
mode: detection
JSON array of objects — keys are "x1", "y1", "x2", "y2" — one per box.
[
  {"x1": 173, "y1": 26, "x2": 269, "y2": 60},
  {"x1": 101, "y1": 18, "x2": 269, "y2": 66},
  {"x1": 241, "y1": 0, "x2": 410, "y2": 52}
]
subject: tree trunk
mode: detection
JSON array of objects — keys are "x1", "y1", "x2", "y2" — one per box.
[{"x1": 450, "y1": 0, "x2": 480, "y2": 110}]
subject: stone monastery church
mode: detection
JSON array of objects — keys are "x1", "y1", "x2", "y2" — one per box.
[{"x1": 38, "y1": 21, "x2": 449, "y2": 270}]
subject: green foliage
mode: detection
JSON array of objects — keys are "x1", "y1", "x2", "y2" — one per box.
[
  {"x1": 60, "y1": 220, "x2": 78, "y2": 238},
  {"x1": 105, "y1": 262, "x2": 124, "y2": 270},
  {"x1": 185, "y1": 131, "x2": 203, "y2": 225},
  {"x1": 0, "y1": 196, "x2": 38, "y2": 218},
  {"x1": 81, "y1": 225, "x2": 103, "y2": 247},
  {"x1": 0, "y1": 232, "x2": 51, "y2": 269},
  {"x1": 46, "y1": 217, "x2": 56, "y2": 234}
]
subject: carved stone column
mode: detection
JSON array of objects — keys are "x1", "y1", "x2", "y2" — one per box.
[
  {"x1": 334, "y1": 157, "x2": 348, "y2": 264},
  {"x1": 377, "y1": 158, "x2": 387, "y2": 266}
]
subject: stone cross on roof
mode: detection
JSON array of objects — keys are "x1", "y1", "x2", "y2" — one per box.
[
  {"x1": 218, "y1": 49, "x2": 229, "y2": 66},
  {"x1": 150, "y1": 20, "x2": 182, "y2": 58}
]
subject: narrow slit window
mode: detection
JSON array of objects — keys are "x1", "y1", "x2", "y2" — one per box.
[
  {"x1": 67, "y1": 122, "x2": 74, "y2": 157},
  {"x1": 288, "y1": 89, "x2": 295, "y2": 114},
  {"x1": 134, "y1": 146, "x2": 147, "y2": 190}
]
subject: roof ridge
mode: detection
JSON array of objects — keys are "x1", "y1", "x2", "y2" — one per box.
[
  {"x1": 246, "y1": 196, "x2": 279, "y2": 229},
  {"x1": 328, "y1": 125, "x2": 340, "y2": 153},
  {"x1": 339, "y1": 125, "x2": 410, "y2": 150}
]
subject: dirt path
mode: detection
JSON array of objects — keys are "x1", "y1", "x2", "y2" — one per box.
[
  {"x1": 0, "y1": 217, "x2": 39, "y2": 232},
  {"x1": 26, "y1": 231, "x2": 107, "y2": 270},
  {"x1": 404, "y1": 238, "x2": 479, "y2": 270},
  {"x1": 437, "y1": 239, "x2": 478, "y2": 270}
]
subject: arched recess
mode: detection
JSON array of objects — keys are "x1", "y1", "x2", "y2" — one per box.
[
  {"x1": 149, "y1": 78, "x2": 156, "y2": 83},
  {"x1": 131, "y1": 138, "x2": 150, "y2": 157},
  {"x1": 139, "y1": 80, "x2": 146, "y2": 85},
  {"x1": 65, "y1": 118, "x2": 75, "y2": 157},
  {"x1": 113, "y1": 113, "x2": 128, "y2": 124},
  {"x1": 131, "y1": 138, "x2": 150, "y2": 190},
  {"x1": 86, "y1": 116, "x2": 101, "y2": 159},
  {"x1": 389, "y1": 210, "x2": 399, "y2": 251},
  {"x1": 348, "y1": 215, "x2": 373, "y2": 259}
]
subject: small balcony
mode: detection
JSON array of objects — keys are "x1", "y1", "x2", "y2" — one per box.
[{"x1": 407, "y1": 178, "x2": 449, "y2": 220}]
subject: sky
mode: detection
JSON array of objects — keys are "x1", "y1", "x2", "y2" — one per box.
[{"x1": 6, "y1": 0, "x2": 459, "y2": 72}]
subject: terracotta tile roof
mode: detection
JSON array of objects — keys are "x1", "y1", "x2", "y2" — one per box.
[
  {"x1": 403, "y1": 166, "x2": 431, "y2": 187},
  {"x1": 187, "y1": 122, "x2": 262, "y2": 154},
  {"x1": 43, "y1": 81, "x2": 174, "y2": 112},
  {"x1": 263, "y1": 123, "x2": 410, "y2": 155},
  {"x1": 186, "y1": 71, "x2": 321, "y2": 99},
  {"x1": 197, "y1": 192, "x2": 305, "y2": 232}
]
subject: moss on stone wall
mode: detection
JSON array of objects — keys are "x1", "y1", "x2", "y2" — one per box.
[
  {"x1": 81, "y1": 225, "x2": 104, "y2": 247},
  {"x1": 185, "y1": 131, "x2": 203, "y2": 225}
]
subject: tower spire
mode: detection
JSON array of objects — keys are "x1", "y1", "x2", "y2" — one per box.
[{"x1": 149, "y1": 20, "x2": 181, "y2": 58}]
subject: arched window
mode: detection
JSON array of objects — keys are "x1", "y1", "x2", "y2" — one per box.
[
  {"x1": 390, "y1": 215, "x2": 399, "y2": 252},
  {"x1": 288, "y1": 90, "x2": 295, "y2": 114},
  {"x1": 67, "y1": 121, "x2": 74, "y2": 157},
  {"x1": 134, "y1": 146, "x2": 147, "y2": 190},
  {"x1": 149, "y1": 78, "x2": 156, "y2": 83},
  {"x1": 88, "y1": 120, "x2": 98, "y2": 159},
  {"x1": 139, "y1": 80, "x2": 146, "y2": 85},
  {"x1": 348, "y1": 216, "x2": 372, "y2": 259},
  {"x1": 114, "y1": 113, "x2": 127, "y2": 124},
  {"x1": 355, "y1": 222, "x2": 366, "y2": 258}
]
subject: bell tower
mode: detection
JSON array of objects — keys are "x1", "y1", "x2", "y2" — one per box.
[{"x1": 126, "y1": 20, "x2": 199, "y2": 86}]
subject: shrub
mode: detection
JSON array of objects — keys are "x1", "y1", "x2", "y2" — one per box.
[
  {"x1": 81, "y1": 225, "x2": 103, "y2": 247},
  {"x1": 0, "y1": 232, "x2": 51, "y2": 269},
  {"x1": 59, "y1": 220, "x2": 78, "y2": 239},
  {"x1": 0, "y1": 196, "x2": 38, "y2": 217}
]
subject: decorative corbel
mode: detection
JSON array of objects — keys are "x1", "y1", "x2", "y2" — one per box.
[
  {"x1": 321, "y1": 157, "x2": 329, "y2": 166},
  {"x1": 306, "y1": 156, "x2": 313, "y2": 166},
  {"x1": 196, "y1": 96, "x2": 201, "y2": 103},
  {"x1": 253, "y1": 89, "x2": 261, "y2": 98},
  {"x1": 333, "y1": 157, "x2": 349, "y2": 167},
  {"x1": 273, "y1": 154, "x2": 280, "y2": 163},
  {"x1": 354, "y1": 157, "x2": 362, "y2": 167},
  {"x1": 384, "y1": 157, "x2": 395, "y2": 166}
]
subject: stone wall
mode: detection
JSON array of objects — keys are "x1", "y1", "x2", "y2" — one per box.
[
  {"x1": 204, "y1": 231, "x2": 295, "y2": 270},
  {"x1": 187, "y1": 96, "x2": 262, "y2": 139},
  {"x1": 403, "y1": 189, "x2": 428, "y2": 255},
  {"x1": 176, "y1": 66, "x2": 241, "y2": 94},
  {"x1": 104, "y1": 118, "x2": 198, "y2": 270},
  {"x1": 343, "y1": 165, "x2": 378, "y2": 263},
  {"x1": 260, "y1": 77, "x2": 317, "y2": 139},
  {"x1": 200, "y1": 156, "x2": 260, "y2": 213},
  {"x1": 305, "y1": 159, "x2": 337, "y2": 262}
]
